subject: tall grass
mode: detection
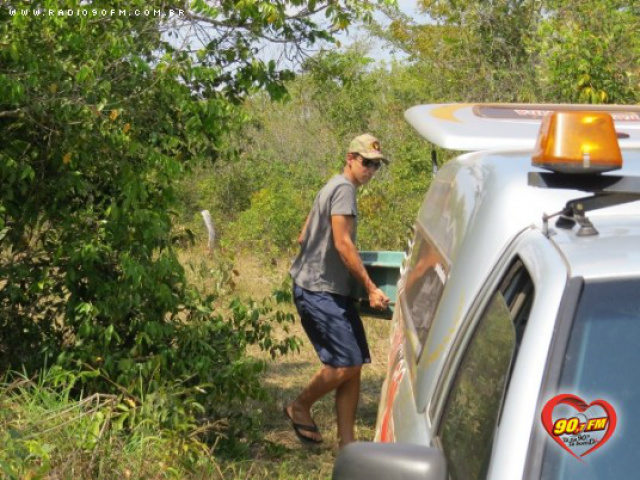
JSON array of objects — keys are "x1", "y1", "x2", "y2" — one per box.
[
  {"x1": 0, "y1": 366, "x2": 340, "y2": 479},
  {"x1": 0, "y1": 368, "x2": 217, "y2": 479},
  {"x1": 0, "y1": 251, "x2": 391, "y2": 479}
]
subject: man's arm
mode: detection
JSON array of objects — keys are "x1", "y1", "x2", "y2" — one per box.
[
  {"x1": 331, "y1": 215, "x2": 390, "y2": 310},
  {"x1": 297, "y1": 214, "x2": 311, "y2": 245}
]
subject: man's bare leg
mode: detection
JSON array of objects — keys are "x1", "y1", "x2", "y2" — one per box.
[
  {"x1": 335, "y1": 368, "x2": 361, "y2": 447},
  {"x1": 286, "y1": 364, "x2": 362, "y2": 443}
]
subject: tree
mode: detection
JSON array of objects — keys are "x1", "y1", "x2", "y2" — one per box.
[
  {"x1": 0, "y1": 0, "x2": 391, "y2": 427},
  {"x1": 533, "y1": 0, "x2": 639, "y2": 104},
  {"x1": 370, "y1": 0, "x2": 541, "y2": 101},
  {"x1": 371, "y1": 0, "x2": 638, "y2": 104},
  {"x1": 202, "y1": 45, "x2": 434, "y2": 256}
]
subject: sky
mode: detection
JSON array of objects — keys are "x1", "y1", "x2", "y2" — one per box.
[
  {"x1": 335, "y1": 0, "x2": 431, "y2": 63},
  {"x1": 257, "y1": 0, "x2": 430, "y2": 70},
  {"x1": 167, "y1": 1, "x2": 429, "y2": 72}
]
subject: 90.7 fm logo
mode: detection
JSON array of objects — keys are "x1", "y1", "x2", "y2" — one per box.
[{"x1": 541, "y1": 394, "x2": 617, "y2": 461}]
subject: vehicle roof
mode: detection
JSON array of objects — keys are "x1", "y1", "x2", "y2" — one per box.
[
  {"x1": 405, "y1": 103, "x2": 640, "y2": 151},
  {"x1": 416, "y1": 147, "x2": 640, "y2": 281},
  {"x1": 551, "y1": 216, "x2": 640, "y2": 280},
  {"x1": 404, "y1": 104, "x2": 640, "y2": 418},
  {"x1": 411, "y1": 147, "x2": 640, "y2": 414}
]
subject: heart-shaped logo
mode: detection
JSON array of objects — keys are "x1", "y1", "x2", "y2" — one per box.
[{"x1": 541, "y1": 394, "x2": 617, "y2": 460}]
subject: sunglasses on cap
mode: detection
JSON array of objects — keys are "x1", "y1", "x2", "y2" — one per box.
[{"x1": 358, "y1": 156, "x2": 382, "y2": 171}]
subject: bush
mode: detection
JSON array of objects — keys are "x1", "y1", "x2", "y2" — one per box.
[
  {"x1": 1, "y1": 0, "x2": 314, "y2": 439},
  {"x1": 184, "y1": 48, "x2": 438, "y2": 255},
  {"x1": 230, "y1": 168, "x2": 315, "y2": 255}
]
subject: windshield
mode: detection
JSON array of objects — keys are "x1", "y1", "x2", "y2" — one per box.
[{"x1": 539, "y1": 279, "x2": 640, "y2": 480}]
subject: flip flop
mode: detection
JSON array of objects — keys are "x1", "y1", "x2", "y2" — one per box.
[{"x1": 283, "y1": 406, "x2": 323, "y2": 445}]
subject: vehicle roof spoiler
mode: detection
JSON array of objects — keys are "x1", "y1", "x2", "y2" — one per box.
[{"x1": 405, "y1": 103, "x2": 640, "y2": 152}]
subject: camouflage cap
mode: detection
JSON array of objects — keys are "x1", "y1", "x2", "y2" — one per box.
[{"x1": 348, "y1": 134, "x2": 388, "y2": 164}]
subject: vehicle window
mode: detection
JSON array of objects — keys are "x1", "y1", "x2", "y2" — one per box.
[
  {"x1": 539, "y1": 279, "x2": 640, "y2": 480},
  {"x1": 402, "y1": 231, "x2": 449, "y2": 349},
  {"x1": 439, "y1": 260, "x2": 534, "y2": 480},
  {"x1": 418, "y1": 178, "x2": 457, "y2": 258}
]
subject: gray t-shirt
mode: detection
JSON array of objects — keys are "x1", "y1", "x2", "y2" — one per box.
[{"x1": 290, "y1": 174, "x2": 357, "y2": 297}]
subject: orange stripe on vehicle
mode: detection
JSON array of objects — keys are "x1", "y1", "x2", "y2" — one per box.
[{"x1": 430, "y1": 104, "x2": 471, "y2": 123}]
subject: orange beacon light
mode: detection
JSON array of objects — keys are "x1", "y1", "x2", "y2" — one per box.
[{"x1": 532, "y1": 111, "x2": 623, "y2": 174}]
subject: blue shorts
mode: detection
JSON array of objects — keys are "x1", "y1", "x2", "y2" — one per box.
[{"x1": 293, "y1": 283, "x2": 371, "y2": 367}]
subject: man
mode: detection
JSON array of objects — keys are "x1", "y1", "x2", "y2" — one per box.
[{"x1": 285, "y1": 134, "x2": 390, "y2": 448}]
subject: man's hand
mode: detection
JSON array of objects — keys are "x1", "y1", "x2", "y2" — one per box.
[
  {"x1": 332, "y1": 215, "x2": 392, "y2": 310},
  {"x1": 368, "y1": 287, "x2": 390, "y2": 311}
]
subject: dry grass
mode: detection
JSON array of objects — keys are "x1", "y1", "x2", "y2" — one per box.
[
  {"x1": 179, "y1": 245, "x2": 393, "y2": 478},
  {"x1": 0, "y1": 245, "x2": 392, "y2": 479}
]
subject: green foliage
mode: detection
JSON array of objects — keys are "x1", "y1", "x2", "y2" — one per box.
[
  {"x1": 188, "y1": 47, "x2": 435, "y2": 255},
  {"x1": 373, "y1": 0, "x2": 541, "y2": 101},
  {"x1": 1, "y1": 359, "x2": 336, "y2": 479},
  {"x1": 232, "y1": 171, "x2": 311, "y2": 254},
  {"x1": 0, "y1": 0, "x2": 370, "y2": 452},
  {"x1": 357, "y1": 147, "x2": 432, "y2": 251},
  {"x1": 533, "y1": 1, "x2": 639, "y2": 104},
  {"x1": 377, "y1": 0, "x2": 638, "y2": 103},
  {"x1": 0, "y1": 369, "x2": 219, "y2": 478},
  {"x1": 304, "y1": 47, "x2": 377, "y2": 137}
]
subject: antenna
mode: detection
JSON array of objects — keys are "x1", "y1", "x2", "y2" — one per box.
[{"x1": 529, "y1": 172, "x2": 640, "y2": 236}]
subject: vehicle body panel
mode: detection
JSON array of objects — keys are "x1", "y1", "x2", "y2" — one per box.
[
  {"x1": 483, "y1": 231, "x2": 569, "y2": 479},
  {"x1": 365, "y1": 104, "x2": 640, "y2": 480},
  {"x1": 412, "y1": 149, "x2": 640, "y2": 417}
]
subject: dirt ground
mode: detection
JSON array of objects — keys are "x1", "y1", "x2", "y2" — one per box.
[{"x1": 177, "y1": 247, "x2": 393, "y2": 477}]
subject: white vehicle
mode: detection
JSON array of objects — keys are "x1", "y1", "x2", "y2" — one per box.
[{"x1": 333, "y1": 104, "x2": 640, "y2": 480}]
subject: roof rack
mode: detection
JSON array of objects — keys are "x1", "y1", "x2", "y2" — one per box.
[{"x1": 529, "y1": 172, "x2": 640, "y2": 236}]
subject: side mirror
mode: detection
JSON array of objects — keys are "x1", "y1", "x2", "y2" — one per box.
[{"x1": 332, "y1": 442, "x2": 448, "y2": 480}]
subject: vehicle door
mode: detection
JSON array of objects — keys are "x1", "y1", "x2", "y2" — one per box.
[
  {"x1": 375, "y1": 223, "x2": 450, "y2": 443},
  {"x1": 430, "y1": 230, "x2": 569, "y2": 480}
]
